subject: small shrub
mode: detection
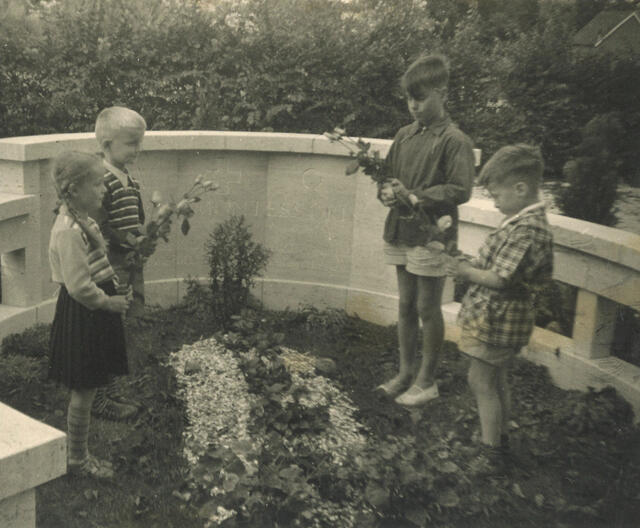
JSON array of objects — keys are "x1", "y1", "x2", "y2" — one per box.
[
  {"x1": 205, "y1": 215, "x2": 271, "y2": 329},
  {"x1": 554, "y1": 386, "x2": 633, "y2": 435},
  {"x1": 555, "y1": 113, "x2": 625, "y2": 226},
  {"x1": 180, "y1": 276, "x2": 214, "y2": 322},
  {"x1": 1, "y1": 323, "x2": 50, "y2": 358},
  {"x1": 0, "y1": 354, "x2": 48, "y2": 398}
]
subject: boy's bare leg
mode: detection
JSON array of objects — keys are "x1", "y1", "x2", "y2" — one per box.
[
  {"x1": 378, "y1": 266, "x2": 417, "y2": 393},
  {"x1": 397, "y1": 266, "x2": 419, "y2": 379},
  {"x1": 497, "y1": 364, "x2": 511, "y2": 438},
  {"x1": 468, "y1": 358, "x2": 502, "y2": 446},
  {"x1": 93, "y1": 258, "x2": 138, "y2": 421},
  {"x1": 412, "y1": 276, "x2": 445, "y2": 389}
]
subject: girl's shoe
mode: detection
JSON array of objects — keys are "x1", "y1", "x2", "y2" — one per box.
[
  {"x1": 395, "y1": 383, "x2": 439, "y2": 406},
  {"x1": 68, "y1": 455, "x2": 114, "y2": 479},
  {"x1": 375, "y1": 376, "x2": 411, "y2": 398}
]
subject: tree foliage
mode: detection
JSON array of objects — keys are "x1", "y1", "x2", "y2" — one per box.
[{"x1": 1, "y1": 0, "x2": 639, "y2": 223}]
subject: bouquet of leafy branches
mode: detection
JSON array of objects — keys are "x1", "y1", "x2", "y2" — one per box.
[
  {"x1": 120, "y1": 174, "x2": 219, "y2": 284},
  {"x1": 323, "y1": 127, "x2": 455, "y2": 252},
  {"x1": 323, "y1": 127, "x2": 390, "y2": 184}
]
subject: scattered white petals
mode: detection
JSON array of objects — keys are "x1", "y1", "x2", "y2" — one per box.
[
  {"x1": 168, "y1": 338, "x2": 261, "y2": 468},
  {"x1": 170, "y1": 340, "x2": 371, "y2": 527}
]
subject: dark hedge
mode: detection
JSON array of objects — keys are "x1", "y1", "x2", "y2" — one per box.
[{"x1": 1, "y1": 0, "x2": 639, "y2": 221}]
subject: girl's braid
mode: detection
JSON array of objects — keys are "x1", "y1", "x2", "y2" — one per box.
[{"x1": 52, "y1": 151, "x2": 106, "y2": 254}]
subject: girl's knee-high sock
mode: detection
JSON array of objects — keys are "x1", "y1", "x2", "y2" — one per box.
[{"x1": 67, "y1": 395, "x2": 93, "y2": 462}]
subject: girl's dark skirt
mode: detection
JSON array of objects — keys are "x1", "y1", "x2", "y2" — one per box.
[{"x1": 48, "y1": 280, "x2": 128, "y2": 390}]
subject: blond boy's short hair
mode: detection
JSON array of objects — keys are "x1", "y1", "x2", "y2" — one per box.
[
  {"x1": 478, "y1": 144, "x2": 544, "y2": 192},
  {"x1": 95, "y1": 106, "x2": 146, "y2": 147}
]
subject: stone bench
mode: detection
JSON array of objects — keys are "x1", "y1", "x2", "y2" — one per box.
[{"x1": 0, "y1": 402, "x2": 65, "y2": 528}]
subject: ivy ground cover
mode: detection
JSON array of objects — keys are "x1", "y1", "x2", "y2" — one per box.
[{"x1": 1, "y1": 296, "x2": 639, "y2": 527}]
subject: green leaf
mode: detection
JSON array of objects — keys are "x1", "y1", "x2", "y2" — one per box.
[
  {"x1": 198, "y1": 499, "x2": 218, "y2": 519},
  {"x1": 279, "y1": 465, "x2": 303, "y2": 481},
  {"x1": 231, "y1": 439, "x2": 253, "y2": 456},
  {"x1": 267, "y1": 382, "x2": 286, "y2": 393},
  {"x1": 436, "y1": 488, "x2": 460, "y2": 508},
  {"x1": 399, "y1": 464, "x2": 420, "y2": 485},
  {"x1": 345, "y1": 159, "x2": 360, "y2": 175},
  {"x1": 223, "y1": 472, "x2": 240, "y2": 492},
  {"x1": 181, "y1": 218, "x2": 190, "y2": 235},
  {"x1": 436, "y1": 460, "x2": 461, "y2": 474},
  {"x1": 405, "y1": 506, "x2": 429, "y2": 527},
  {"x1": 512, "y1": 483, "x2": 526, "y2": 499},
  {"x1": 365, "y1": 482, "x2": 389, "y2": 508}
]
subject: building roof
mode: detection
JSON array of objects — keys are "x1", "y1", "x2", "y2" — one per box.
[{"x1": 573, "y1": 9, "x2": 640, "y2": 48}]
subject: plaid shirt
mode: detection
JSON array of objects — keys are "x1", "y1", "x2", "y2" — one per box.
[{"x1": 458, "y1": 202, "x2": 554, "y2": 348}]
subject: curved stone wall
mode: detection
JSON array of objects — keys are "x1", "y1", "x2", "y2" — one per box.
[{"x1": 1, "y1": 131, "x2": 639, "y2": 418}]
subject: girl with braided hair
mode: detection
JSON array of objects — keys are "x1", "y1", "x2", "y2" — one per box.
[{"x1": 48, "y1": 150, "x2": 130, "y2": 478}]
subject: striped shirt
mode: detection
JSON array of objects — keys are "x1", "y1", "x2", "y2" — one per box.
[
  {"x1": 101, "y1": 163, "x2": 145, "y2": 253},
  {"x1": 457, "y1": 203, "x2": 554, "y2": 348},
  {"x1": 49, "y1": 208, "x2": 117, "y2": 310}
]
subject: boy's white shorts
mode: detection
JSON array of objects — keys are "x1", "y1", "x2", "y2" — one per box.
[{"x1": 383, "y1": 242, "x2": 447, "y2": 277}]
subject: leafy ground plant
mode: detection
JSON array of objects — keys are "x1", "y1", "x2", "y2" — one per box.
[{"x1": 1, "y1": 296, "x2": 639, "y2": 527}]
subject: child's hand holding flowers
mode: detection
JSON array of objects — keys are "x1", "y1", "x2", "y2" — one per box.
[
  {"x1": 378, "y1": 182, "x2": 397, "y2": 207},
  {"x1": 324, "y1": 127, "x2": 436, "y2": 226},
  {"x1": 389, "y1": 178, "x2": 420, "y2": 207},
  {"x1": 444, "y1": 255, "x2": 471, "y2": 277},
  {"x1": 121, "y1": 174, "x2": 219, "y2": 283}
]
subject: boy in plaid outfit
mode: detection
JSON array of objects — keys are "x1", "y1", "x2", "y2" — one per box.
[{"x1": 446, "y1": 144, "x2": 553, "y2": 472}]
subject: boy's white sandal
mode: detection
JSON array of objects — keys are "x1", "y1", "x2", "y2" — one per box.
[
  {"x1": 375, "y1": 377, "x2": 411, "y2": 398},
  {"x1": 395, "y1": 383, "x2": 439, "y2": 407}
]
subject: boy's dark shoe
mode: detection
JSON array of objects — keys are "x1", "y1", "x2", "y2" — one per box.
[
  {"x1": 92, "y1": 391, "x2": 138, "y2": 421},
  {"x1": 468, "y1": 444, "x2": 511, "y2": 477}
]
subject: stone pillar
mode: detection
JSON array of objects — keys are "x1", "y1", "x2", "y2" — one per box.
[
  {"x1": 572, "y1": 289, "x2": 617, "y2": 359},
  {"x1": 0, "y1": 195, "x2": 42, "y2": 307},
  {"x1": 0, "y1": 160, "x2": 40, "y2": 195}
]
